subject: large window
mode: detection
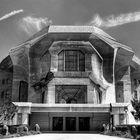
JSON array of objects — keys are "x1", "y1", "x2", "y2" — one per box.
[
  {"x1": 58, "y1": 50, "x2": 85, "y2": 71},
  {"x1": 55, "y1": 85, "x2": 87, "y2": 104}
]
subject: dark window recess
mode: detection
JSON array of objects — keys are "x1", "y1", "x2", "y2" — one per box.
[
  {"x1": 41, "y1": 91, "x2": 45, "y2": 103},
  {"x1": 134, "y1": 79, "x2": 138, "y2": 86},
  {"x1": 18, "y1": 113, "x2": 22, "y2": 124},
  {"x1": 6, "y1": 79, "x2": 11, "y2": 84},
  {"x1": 5, "y1": 91, "x2": 10, "y2": 99},
  {"x1": 115, "y1": 81, "x2": 124, "y2": 103},
  {"x1": 53, "y1": 117, "x2": 63, "y2": 131},
  {"x1": 98, "y1": 90, "x2": 102, "y2": 104},
  {"x1": 58, "y1": 50, "x2": 85, "y2": 71},
  {"x1": 19, "y1": 81, "x2": 28, "y2": 102},
  {"x1": 134, "y1": 90, "x2": 138, "y2": 99},
  {"x1": 1, "y1": 91, "x2": 4, "y2": 98},
  {"x1": 79, "y1": 117, "x2": 90, "y2": 131},
  {"x1": 66, "y1": 117, "x2": 76, "y2": 131},
  {"x1": 2, "y1": 79, "x2": 5, "y2": 85}
]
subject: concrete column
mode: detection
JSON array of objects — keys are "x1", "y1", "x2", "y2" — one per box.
[
  {"x1": 113, "y1": 114, "x2": 119, "y2": 126},
  {"x1": 47, "y1": 85, "x2": 55, "y2": 104},
  {"x1": 63, "y1": 117, "x2": 66, "y2": 131},
  {"x1": 76, "y1": 117, "x2": 79, "y2": 131},
  {"x1": 12, "y1": 113, "x2": 18, "y2": 125},
  {"x1": 50, "y1": 55, "x2": 58, "y2": 72},
  {"x1": 22, "y1": 114, "x2": 28, "y2": 125},
  {"x1": 87, "y1": 85, "x2": 95, "y2": 103},
  {"x1": 90, "y1": 117, "x2": 93, "y2": 131},
  {"x1": 105, "y1": 84, "x2": 116, "y2": 103},
  {"x1": 123, "y1": 67, "x2": 132, "y2": 103},
  {"x1": 50, "y1": 117, "x2": 52, "y2": 131}
]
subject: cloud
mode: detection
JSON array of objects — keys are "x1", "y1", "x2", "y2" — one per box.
[
  {"x1": 0, "y1": 9, "x2": 23, "y2": 21},
  {"x1": 19, "y1": 16, "x2": 52, "y2": 36},
  {"x1": 89, "y1": 11, "x2": 140, "y2": 28}
]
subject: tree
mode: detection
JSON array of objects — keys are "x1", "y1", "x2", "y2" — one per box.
[
  {"x1": 0, "y1": 102, "x2": 18, "y2": 125},
  {"x1": 131, "y1": 98, "x2": 140, "y2": 120}
]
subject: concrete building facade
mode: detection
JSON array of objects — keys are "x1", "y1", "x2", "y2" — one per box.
[{"x1": 1, "y1": 26, "x2": 140, "y2": 132}]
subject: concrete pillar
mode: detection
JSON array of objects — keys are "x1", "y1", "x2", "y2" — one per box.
[
  {"x1": 113, "y1": 114, "x2": 119, "y2": 126},
  {"x1": 50, "y1": 117, "x2": 52, "y2": 131},
  {"x1": 90, "y1": 117, "x2": 93, "y2": 131},
  {"x1": 123, "y1": 67, "x2": 132, "y2": 103},
  {"x1": 22, "y1": 114, "x2": 28, "y2": 125},
  {"x1": 63, "y1": 117, "x2": 66, "y2": 131},
  {"x1": 87, "y1": 85, "x2": 95, "y2": 103},
  {"x1": 105, "y1": 84, "x2": 116, "y2": 103},
  {"x1": 47, "y1": 85, "x2": 55, "y2": 103},
  {"x1": 50, "y1": 55, "x2": 58, "y2": 72},
  {"x1": 76, "y1": 117, "x2": 79, "y2": 131}
]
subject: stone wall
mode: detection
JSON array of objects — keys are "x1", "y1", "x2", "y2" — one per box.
[{"x1": 0, "y1": 70, "x2": 12, "y2": 105}]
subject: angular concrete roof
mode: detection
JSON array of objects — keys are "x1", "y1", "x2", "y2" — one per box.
[
  {"x1": 6, "y1": 25, "x2": 140, "y2": 81},
  {"x1": 10, "y1": 25, "x2": 133, "y2": 53},
  {"x1": 48, "y1": 25, "x2": 115, "y2": 39}
]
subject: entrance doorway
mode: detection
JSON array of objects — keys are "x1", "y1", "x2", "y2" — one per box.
[
  {"x1": 66, "y1": 117, "x2": 76, "y2": 131},
  {"x1": 53, "y1": 117, "x2": 63, "y2": 131},
  {"x1": 52, "y1": 116, "x2": 90, "y2": 132},
  {"x1": 79, "y1": 117, "x2": 90, "y2": 131}
]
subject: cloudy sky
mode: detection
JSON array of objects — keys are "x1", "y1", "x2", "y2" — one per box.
[{"x1": 0, "y1": 0, "x2": 140, "y2": 61}]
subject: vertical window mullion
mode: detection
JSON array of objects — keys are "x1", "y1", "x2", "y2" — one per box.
[
  {"x1": 77, "y1": 51, "x2": 79, "y2": 71},
  {"x1": 64, "y1": 50, "x2": 65, "y2": 71}
]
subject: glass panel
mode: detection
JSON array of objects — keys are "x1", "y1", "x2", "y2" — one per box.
[
  {"x1": 53, "y1": 117, "x2": 63, "y2": 131},
  {"x1": 58, "y1": 50, "x2": 85, "y2": 72},
  {"x1": 66, "y1": 117, "x2": 76, "y2": 131},
  {"x1": 19, "y1": 81, "x2": 28, "y2": 102},
  {"x1": 65, "y1": 50, "x2": 78, "y2": 71},
  {"x1": 115, "y1": 81, "x2": 124, "y2": 103},
  {"x1": 79, "y1": 51, "x2": 85, "y2": 71},
  {"x1": 79, "y1": 117, "x2": 90, "y2": 131}
]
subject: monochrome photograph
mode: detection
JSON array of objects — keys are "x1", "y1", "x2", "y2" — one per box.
[{"x1": 0, "y1": 0, "x2": 140, "y2": 139}]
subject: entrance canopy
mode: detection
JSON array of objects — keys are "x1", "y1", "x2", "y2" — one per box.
[{"x1": 13, "y1": 102, "x2": 130, "y2": 114}]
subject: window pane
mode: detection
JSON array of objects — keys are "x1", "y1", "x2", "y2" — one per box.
[
  {"x1": 53, "y1": 117, "x2": 63, "y2": 131},
  {"x1": 115, "y1": 81, "x2": 124, "y2": 103},
  {"x1": 58, "y1": 51, "x2": 64, "y2": 71},
  {"x1": 65, "y1": 50, "x2": 78, "y2": 71},
  {"x1": 79, "y1": 51, "x2": 85, "y2": 71},
  {"x1": 19, "y1": 81, "x2": 28, "y2": 102}
]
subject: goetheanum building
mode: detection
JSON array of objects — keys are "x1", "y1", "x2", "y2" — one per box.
[{"x1": 1, "y1": 25, "x2": 140, "y2": 132}]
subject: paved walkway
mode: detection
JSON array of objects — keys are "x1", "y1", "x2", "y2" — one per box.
[{"x1": 3, "y1": 133, "x2": 133, "y2": 140}]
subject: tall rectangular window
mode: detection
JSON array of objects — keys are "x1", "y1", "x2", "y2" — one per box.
[
  {"x1": 19, "y1": 81, "x2": 28, "y2": 102},
  {"x1": 115, "y1": 81, "x2": 124, "y2": 103}
]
